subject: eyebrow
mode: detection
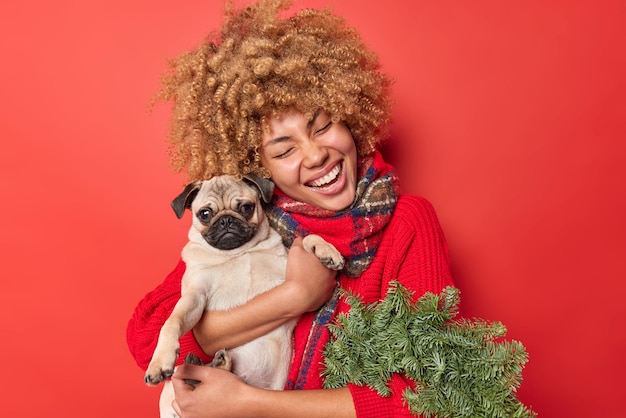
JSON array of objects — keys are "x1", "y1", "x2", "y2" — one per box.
[{"x1": 263, "y1": 135, "x2": 290, "y2": 148}]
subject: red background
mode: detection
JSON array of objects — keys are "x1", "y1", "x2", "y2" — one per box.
[{"x1": 1, "y1": 1, "x2": 624, "y2": 416}]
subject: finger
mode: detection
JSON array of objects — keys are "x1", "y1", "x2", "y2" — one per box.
[
  {"x1": 171, "y1": 365, "x2": 208, "y2": 395},
  {"x1": 291, "y1": 236, "x2": 303, "y2": 247},
  {"x1": 172, "y1": 363, "x2": 207, "y2": 382},
  {"x1": 171, "y1": 375, "x2": 195, "y2": 398}
]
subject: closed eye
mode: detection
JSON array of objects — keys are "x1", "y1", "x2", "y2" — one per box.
[
  {"x1": 274, "y1": 147, "x2": 294, "y2": 159},
  {"x1": 315, "y1": 121, "x2": 332, "y2": 134}
]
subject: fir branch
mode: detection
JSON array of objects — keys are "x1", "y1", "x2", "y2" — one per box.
[{"x1": 322, "y1": 283, "x2": 536, "y2": 417}]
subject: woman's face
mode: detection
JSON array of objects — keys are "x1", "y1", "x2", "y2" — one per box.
[{"x1": 259, "y1": 110, "x2": 358, "y2": 211}]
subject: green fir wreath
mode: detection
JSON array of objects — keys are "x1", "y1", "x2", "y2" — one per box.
[{"x1": 322, "y1": 282, "x2": 536, "y2": 417}]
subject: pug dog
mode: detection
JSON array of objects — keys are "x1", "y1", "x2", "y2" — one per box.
[{"x1": 144, "y1": 175, "x2": 344, "y2": 418}]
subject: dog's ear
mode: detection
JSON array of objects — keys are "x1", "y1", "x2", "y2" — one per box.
[
  {"x1": 243, "y1": 174, "x2": 275, "y2": 204},
  {"x1": 171, "y1": 181, "x2": 202, "y2": 219}
]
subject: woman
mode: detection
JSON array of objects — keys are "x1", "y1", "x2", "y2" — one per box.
[{"x1": 127, "y1": 1, "x2": 454, "y2": 416}]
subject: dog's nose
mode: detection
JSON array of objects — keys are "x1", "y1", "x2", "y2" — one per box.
[{"x1": 218, "y1": 216, "x2": 233, "y2": 228}]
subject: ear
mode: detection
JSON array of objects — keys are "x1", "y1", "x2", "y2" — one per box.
[
  {"x1": 243, "y1": 174, "x2": 275, "y2": 204},
  {"x1": 171, "y1": 181, "x2": 202, "y2": 219}
]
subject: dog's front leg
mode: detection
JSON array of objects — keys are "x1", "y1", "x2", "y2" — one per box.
[{"x1": 144, "y1": 290, "x2": 207, "y2": 385}]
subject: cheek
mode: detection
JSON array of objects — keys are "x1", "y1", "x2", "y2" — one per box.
[
  {"x1": 261, "y1": 157, "x2": 298, "y2": 185},
  {"x1": 327, "y1": 125, "x2": 357, "y2": 154},
  {"x1": 270, "y1": 167, "x2": 299, "y2": 192}
]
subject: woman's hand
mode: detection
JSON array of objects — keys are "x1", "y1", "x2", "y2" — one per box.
[
  {"x1": 282, "y1": 236, "x2": 338, "y2": 315},
  {"x1": 171, "y1": 363, "x2": 356, "y2": 418},
  {"x1": 171, "y1": 364, "x2": 253, "y2": 418}
]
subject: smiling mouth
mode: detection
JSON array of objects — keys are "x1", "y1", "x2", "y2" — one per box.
[{"x1": 306, "y1": 162, "x2": 342, "y2": 190}]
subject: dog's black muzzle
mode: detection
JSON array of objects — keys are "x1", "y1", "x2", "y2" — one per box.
[{"x1": 203, "y1": 215, "x2": 256, "y2": 250}]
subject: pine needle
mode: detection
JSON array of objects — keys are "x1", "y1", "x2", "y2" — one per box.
[{"x1": 322, "y1": 283, "x2": 536, "y2": 417}]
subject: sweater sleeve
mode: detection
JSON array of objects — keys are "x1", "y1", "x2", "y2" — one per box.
[
  {"x1": 386, "y1": 195, "x2": 454, "y2": 295},
  {"x1": 126, "y1": 259, "x2": 211, "y2": 371},
  {"x1": 349, "y1": 195, "x2": 455, "y2": 417}
]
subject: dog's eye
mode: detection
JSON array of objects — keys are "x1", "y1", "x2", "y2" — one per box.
[
  {"x1": 239, "y1": 203, "x2": 255, "y2": 218},
  {"x1": 197, "y1": 208, "x2": 213, "y2": 223}
]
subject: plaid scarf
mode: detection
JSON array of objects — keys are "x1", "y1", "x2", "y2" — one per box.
[{"x1": 266, "y1": 151, "x2": 399, "y2": 277}]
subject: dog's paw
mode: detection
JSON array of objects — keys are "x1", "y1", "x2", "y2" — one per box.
[
  {"x1": 209, "y1": 349, "x2": 233, "y2": 371},
  {"x1": 144, "y1": 348, "x2": 179, "y2": 386},
  {"x1": 144, "y1": 366, "x2": 174, "y2": 386},
  {"x1": 302, "y1": 234, "x2": 345, "y2": 271},
  {"x1": 184, "y1": 352, "x2": 204, "y2": 366}
]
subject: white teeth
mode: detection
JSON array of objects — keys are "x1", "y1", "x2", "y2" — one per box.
[{"x1": 309, "y1": 164, "x2": 341, "y2": 188}]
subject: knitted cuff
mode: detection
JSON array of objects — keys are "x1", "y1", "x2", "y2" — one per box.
[
  {"x1": 347, "y1": 375, "x2": 418, "y2": 418},
  {"x1": 348, "y1": 383, "x2": 389, "y2": 417},
  {"x1": 176, "y1": 330, "x2": 212, "y2": 366}
]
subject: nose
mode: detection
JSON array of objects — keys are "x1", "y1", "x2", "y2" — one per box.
[
  {"x1": 302, "y1": 139, "x2": 329, "y2": 168},
  {"x1": 218, "y1": 216, "x2": 233, "y2": 228}
]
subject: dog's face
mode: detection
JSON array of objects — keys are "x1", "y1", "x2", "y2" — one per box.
[{"x1": 171, "y1": 175, "x2": 274, "y2": 251}]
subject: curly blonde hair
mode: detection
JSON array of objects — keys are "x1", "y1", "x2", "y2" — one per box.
[{"x1": 158, "y1": 0, "x2": 393, "y2": 182}]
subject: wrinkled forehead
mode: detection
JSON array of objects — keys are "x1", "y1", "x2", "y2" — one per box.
[{"x1": 192, "y1": 177, "x2": 257, "y2": 211}]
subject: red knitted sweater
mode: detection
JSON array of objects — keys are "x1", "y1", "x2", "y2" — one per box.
[{"x1": 126, "y1": 195, "x2": 454, "y2": 417}]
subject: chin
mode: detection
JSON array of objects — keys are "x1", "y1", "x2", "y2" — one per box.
[{"x1": 315, "y1": 190, "x2": 356, "y2": 211}]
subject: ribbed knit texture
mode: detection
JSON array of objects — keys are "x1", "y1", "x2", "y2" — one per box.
[{"x1": 126, "y1": 195, "x2": 454, "y2": 417}]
